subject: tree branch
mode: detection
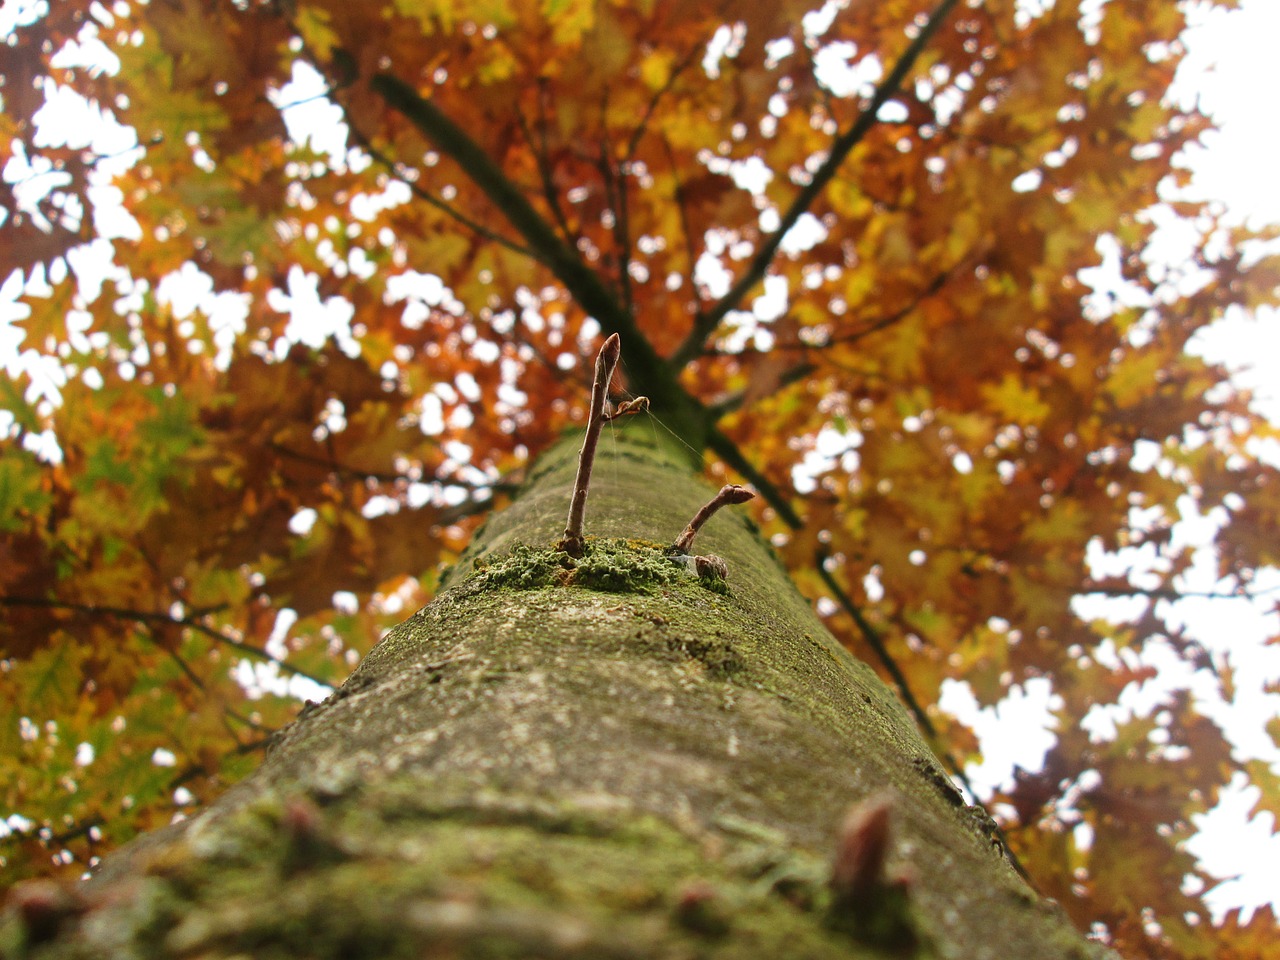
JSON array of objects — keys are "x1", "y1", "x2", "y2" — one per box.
[
  {"x1": 0, "y1": 596, "x2": 330, "y2": 687},
  {"x1": 345, "y1": 122, "x2": 534, "y2": 258},
  {"x1": 597, "y1": 91, "x2": 634, "y2": 314},
  {"x1": 672, "y1": 0, "x2": 963, "y2": 365},
  {"x1": 159, "y1": 638, "x2": 208, "y2": 692},
  {"x1": 623, "y1": 44, "x2": 702, "y2": 163},
  {"x1": 267, "y1": 441, "x2": 516, "y2": 497},
  {"x1": 661, "y1": 134, "x2": 701, "y2": 302},
  {"x1": 707, "y1": 363, "x2": 817, "y2": 420},
  {"x1": 706, "y1": 426, "x2": 804, "y2": 529},
  {"x1": 697, "y1": 268, "x2": 952, "y2": 416},
  {"x1": 515, "y1": 93, "x2": 577, "y2": 245},
  {"x1": 1079, "y1": 583, "x2": 1280, "y2": 603},
  {"x1": 794, "y1": 271, "x2": 951, "y2": 352},
  {"x1": 371, "y1": 73, "x2": 697, "y2": 430},
  {"x1": 283, "y1": 32, "x2": 534, "y2": 260},
  {"x1": 372, "y1": 73, "x2": 616, "y2": 306},
  {"x1": 0, "y1": 813, "x2": 105, "y2": 853}
]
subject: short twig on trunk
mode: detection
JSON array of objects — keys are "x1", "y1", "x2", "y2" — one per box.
[
  {"x1": 671, "y1": 484, "x2": 754, "y2": 555},
  {"x1": 558, "y1": 333, "x2": 622, "y2": 558}
]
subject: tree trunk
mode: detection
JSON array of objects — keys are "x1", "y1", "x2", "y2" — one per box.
[{"x1": 4, "y1": 428, "x2": 1107, "y2": 959}]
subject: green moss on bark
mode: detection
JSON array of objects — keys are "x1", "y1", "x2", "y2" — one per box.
[{"x1": 467, "y1": 538, "x2": 737, "y2": 597}]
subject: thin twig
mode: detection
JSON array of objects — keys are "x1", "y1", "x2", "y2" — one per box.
[
  {"x1": 557, "y1": 333, "x2": 621, "y2": 557},
  {"x1": 1079, "y1": 583, "x2": 1280, "y2": 602},
  {"x1": 280, "y1": 28, "x2": 535, "y2": 260},
  {"x1": 701, "y1": 271, "x2": 950, "y2": 417},
  {"x1": 597, "y1": 90, "x2": 634, "y2": 313},
  {"x1": 614, "y1": 156, "x2": 636, "y2": 315},
  {"x1": 721, "y1": 272, "x2": 952, "y2": 358},
  {"x1": 623, "y1": 43, "x2": 703, "y2": 162},
  {"x1": 707, "y1": 363, "x2": 817, "y2": 420},
  {"x1": 160, "y1": 640, "x2": 207, "y2": 692},
  {"x1": 267, "y1": 441, "x2": 514, "y2": 497}
]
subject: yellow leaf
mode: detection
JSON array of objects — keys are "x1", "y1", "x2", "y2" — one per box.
[
  {"x1": 542, "y1": 0, "x2": 595, "y2": 47},
  {"x1": 640, "y1": 49, "x2": 675, "y2": 91},
  {"x1": 295, "y1": 5, "x2": 338, "y2": 60},
  {"x1": 981, "y1": 374, "x2": 1051, "y2": 426}
]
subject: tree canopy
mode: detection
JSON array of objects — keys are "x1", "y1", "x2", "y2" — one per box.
[{"x1": 1, "y1": 0, "x2": 1278, "y2": 956}]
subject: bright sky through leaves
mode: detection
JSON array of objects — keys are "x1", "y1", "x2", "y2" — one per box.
[{"x1": 936, "y1": 0, "x2": 1280, "y2": 923}]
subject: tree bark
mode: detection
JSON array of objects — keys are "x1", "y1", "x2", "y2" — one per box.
[{"x1": 3, "y1": 427, "x2": 1108, "y2": 959}]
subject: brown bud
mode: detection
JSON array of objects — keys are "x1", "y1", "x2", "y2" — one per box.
[
  {"x1": 693, "y1": 554, "x2": 729, "y2": 580},
  {"x1": 831, "y1": 793, "x2": 893, "y2": 905},
  {"x1": 597, "y1": 331, "x2": 621, "y2": 374},
  {"x1": 605, "y1": 396, "x2": 650, "y2": 421},
  {"x1": 282, "y1": 796, "x2": 323, "y2": 843},
  {"x1": 826, "y1": 792, "x2": 921, "y2": 950},
  {"x1": 8, "y1": 879, "x2": 84, "y2": 945},
  {"x1": 673, "y1": 880, "x2": 731, "y2": 937},
  {"x1": 280, "y1": 796, "x2": 347, "y2": 872}
]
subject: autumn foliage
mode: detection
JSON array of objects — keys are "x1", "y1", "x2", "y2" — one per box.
[{"x1": 2, "y1": 0, "x2": 1279, "y2": 955}]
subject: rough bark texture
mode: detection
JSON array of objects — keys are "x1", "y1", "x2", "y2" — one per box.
[{"x1": 1, "y1": 428, "x2": 1108, "y2": 959}]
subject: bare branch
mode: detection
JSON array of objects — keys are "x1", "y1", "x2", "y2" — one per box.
[
  {"x1": 1079, "y1": 583, "x2": 1280, "y2": 603},
  {"x1": 623, "y1": 43, "x2": 703, "y2": 163},
  {"x1": 346, "y1": 123, "x2": 534, "y2": 258},
  {"x1": 809, "y1": 272, "x2": 952, "y2": 349},
  {"x1": 267, "y1": 441, "x2": 516, "y2": 498},
  {"x1": 701, "y1": 271, "x2": 951, "y2": 416},
  {"x1": 707, "y1": 363, "x2": 817, "y2": 420},
  {"x1": 597, "y1": 91, "x2": 634, "y2": 313},
  {"x1": 284, "y1": 32, "x2": 534, "y2": 259}
]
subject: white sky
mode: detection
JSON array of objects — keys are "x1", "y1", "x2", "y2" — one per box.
[
  {"x1": 940, "y1": 1, "x2": 1280, "y2": 923},
  {"x1": 2, "y1": 0, "x2": 1279, "y2": 927}
]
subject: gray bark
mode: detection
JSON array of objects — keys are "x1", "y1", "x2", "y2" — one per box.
[{"x1": 2, "y1": 427, "x2": 1107, "y2": 959}]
